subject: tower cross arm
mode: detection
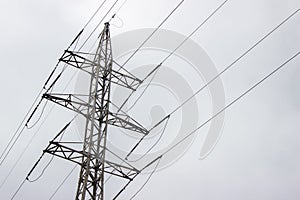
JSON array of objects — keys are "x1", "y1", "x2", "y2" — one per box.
[
  {"x1": 44, "y1": 141, "x2": 85, "y2": 165},
  {"x1": 110, "y1": 69, "x2": 142, "y2": 91},
  {"x1": 42, "y1": 93, "x2": 91, "y2": 117},
  {"x1": 107, "y1": 112, "x2": 149, "y2": 135},
  {"x1": 43, "y1": 141, "x2": 140, "y2": 180},
  {"x1": 59, "y1": 50, "x2": 142, "y2": 91}
]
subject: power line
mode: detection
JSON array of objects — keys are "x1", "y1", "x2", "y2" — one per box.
[
  {"x1": 8, "y1": 118, "x2": 77, "y2": 199},
  {"x1": 0, "y1": 0, "x2": 118, "y2": 168},
  {"x1": 117, "y1": 0, "x2": 229, "y2": 112},
  {"x1": 125, "y1": 67, "x2": 160, "y2": 113},
  {"x1": 83, "y1": 0, "x2": 108, "y2": 29},
  {"x1": 78, "y1": 0, "x2": 121, "y2": 50},
  {"x1": 27, "y1": 125, "x2": 68, "y2": 183},
  {"x1": 6, "y1": 2, "x2": 299, "y2": 199},
  {"x1": 126, "y1": 117, "x2": 170, "y2": 162},
  {"x1": 161, "y1": 0, "x2": 228, "y2": 64},
  {"x1": 0, "y1": 92, "x2": 41, "y2": 165},
  {"x1": 104, "y1": 0, "x2": 232, "y2": 184},
  {"x1": 0, "y1": 104, "x2": 54, "y2": 189},
  {"x1": 14, "y1": 49, "x2": 298, "y2": 198},
  {"x1": 0, "y1": 71, "x2": 79, "y2": 190},
  {"x1": 26, "y1": 88, "x2": 53, "y2": 129},
  {"x1": 17, "y1": 1, "x2": 189, "y2": 192},
  {"x1": 120, "y1": 0, "x2": 185, "y2": 68},
  {"x1": 3, "y1": 0, "x2": 135, "y2": 196},
  {"x1": 115, "y1": 0, "x2": 130, "y2": 14},
  {"x1": 122, "y1": 52, "x2": 299, "y2": 200},
  {"x1": 129, "y1": 156, "x2": 162, "y2": 200},
  {"x1": 0, "y1": 67, "x2": 74, "y2": 167},
  {"x1": 121, "y1": 1, "x2": 298, "y2": 156},
  {"x1": 161, "y1": 51, "x2": 299, "y2": 157},
  {"x1": 121, "y1": 8, "x2": 299, "y2": 161},
  {"x1": 48, "y1": 165, "x2": 77, "y2": 200},
  {"x1": 122, "y1": 8, "x2": 299, "y2": 123},
  {"x1": 53, "y1": 6, "x2": 299, "y2": 197},
  {"x1": 10, "y1": 178, "x2": 26, "y2": 200},
  {"x1": 168, "y1": 8, "x2": 300, "y2": 116}
]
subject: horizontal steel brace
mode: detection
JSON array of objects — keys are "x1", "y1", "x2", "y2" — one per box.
[
  {"x1": 44, "y1": 141, "x2": 140, "y2": 180},
  {"x1": 59, "y1": 50, "x2": 142, "y2": 90},
  {"x1": 43, "y1": 93, "x2": 149, "y2": 135}
]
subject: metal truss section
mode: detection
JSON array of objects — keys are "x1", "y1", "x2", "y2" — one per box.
[
  {"x1": 59, "y1": 50, "x2": 142, "y2": 91},
  {"x1": 45, "y1": 141, "x2": 84, "y2": 165},
  {"x1": 30, "y1": 23, "x2": 148, "y2": 200},
  {"x1": 73, "y1": 22, "x2": 113, "y2": 200},
  {"x1": 43, "y1": 93, "x2": 148, "y2": 136},
  {"x1": 108, "y1": 112, "x2": 149, "y2": 135},
  {"x1": 110, "y1": 69, "x2": 141, "y2": 91},
  {"x1": 44, "y1": 141, "x2": 140, "y2": 180},
  {"x1": 42, "y1": 93, "x2": 90, "y2": 117}
]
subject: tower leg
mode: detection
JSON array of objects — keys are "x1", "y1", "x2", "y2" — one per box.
[{"x1": 75, "y1": 23, "x2": 112, "y2": 200}]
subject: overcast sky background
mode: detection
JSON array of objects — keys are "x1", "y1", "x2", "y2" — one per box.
[{"x1": 0, "y1": 0, "x2": 300, "y2": 199}]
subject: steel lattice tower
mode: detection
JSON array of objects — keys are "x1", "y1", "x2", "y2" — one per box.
[
  {"x1": 75, "y1": 21, "x2": 113, "y2": 200},
  {"x1": 36, "y1": 22, "x2": 151, "y2": 200}
]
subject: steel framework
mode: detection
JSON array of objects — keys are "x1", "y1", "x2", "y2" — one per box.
[{"x1": 36, "y1": 23, "x2": 150, "y2": 200}]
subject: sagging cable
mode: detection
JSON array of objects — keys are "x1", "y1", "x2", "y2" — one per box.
[
  {"x1": 125, "y1": 115, "x2": 170, "y2": 160},
  {"x1": 127, "y1": 116, "x2": 170, "y2": 162},
  {"x1": 117, "y1": 63, "x2": 162, "y2": 113},
  {"x1": 129, "y1": 156, "x2": 162, "y2": 200},
  {"x1": 25, "y1": 122, "x2": 72, "y2": 182}
]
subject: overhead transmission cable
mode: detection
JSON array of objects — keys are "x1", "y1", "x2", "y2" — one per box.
[
  {"x1": 160, "y1": 51, "x2": 299, "y2": 158},
  {"x1": 161, "y1": 0, "x2": 228, "y2": 64},
  {"x1": 122, "y1": 51, "x2": 299, "y2": 199},
  {"x1": 122, "y1": 2, "x2": 299, "y2": 116},
  {"x1": 48, "y1": 165, "x2": 77, "y2": 200},
  {"x1": 81, "y1": 0, "x2": 131, "y2": 55},
  {"x1": 125, "y1": 7, "x2": 299, "y2": 125},
  {"x1": 129, "y1": 156, "x2": 162, "y2": 199},
  {"x1": 105, "y1": 0, "x2": 229, "y2": 184},
  {"x1": 0, "y1": 0, "x2": 108, "y2": 163},
  {"x1": 126, "y1": 116, "x2": 170, "y2": 162},
  {"x1": 109, "y1": 0, "x2": 130, "y2": 22},
  {"x1": 10, "y1": 117, "x2": 78, "y2": 200},
  {"x1": 10, "y1": 178, "x2": 26, "y2": 200},
  {"x1": 117, "y1": 0, "x2": 228, "y2": 112},
  {"x1": 125, "y1": 67, "x2": 160, "y2": 112},
  {"x1": 26, "y1": 121, "x2": 70, "y2": 183},
  {"x1": 0, "y1": 57, "x2": 73, "y2": 166},
  {"x1": 114, "y1": 0, "x2": 129, "y2": 14},
  {"x1": 1, "y1": 72, "x2": 79, "y2": 189},
  {"x1": 83, "y1": 0, "x2": 108, "y2": 29},
  {"x1": 111, "y1": 156, "x2": 163, "y2": 200},
  {"x1": 79, "y1": 0, "x2": 121, "y2": 50},
  {"x1": 168, "y1": 8, "x2": 300, "y2": 116},
  {"x1": 0, "y1": 73, "x2": 59, "y2": 166},
  {"x1": 6, "y1": 0, "x2": 131, "y2": 197},
  {"x1": 9, "y1": 3, "x2": 299, "y2": 200},
  {"x1": 119, "y1": 0, "x2": 185, "y2": 69},
  {"x1": 124, "y1": 8, "x2": 300, "y2": 159},
  {"x1": 0, "y1": 104, "x2": 54, "y2": 189},
  {"x1": 0, "y1": 93, "x2": 40, "y2": 165},
  {"x1": 26, "y1": 87, "x2": 55, "y2": 130},
  {"x1": 41, "y1": 7, "x2": 300, "y2": 200},
  {"x1": 112, "y1": 0, "x2": 184, "y2": 77},
  {"x1": 0, "y1": 0, "x2": 118, "y2": 167},
  {"x1": 0, "y1": 87, "x2": 55, "y2": 188},
  {"x1": 47, "y1": 152, "x2": 163, "y2": 200},
  {"x1": 75, "y1": 7, "x2": 299, "y2": 196}
]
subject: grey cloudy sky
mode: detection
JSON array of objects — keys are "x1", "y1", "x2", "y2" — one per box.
[{"x1": 0, "y1": 0, "x2": 300, "y2": 199}]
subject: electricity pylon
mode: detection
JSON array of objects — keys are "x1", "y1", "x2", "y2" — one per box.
[{"x1": 31, "y1": 22, "x2": 153, "y2": 200}]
